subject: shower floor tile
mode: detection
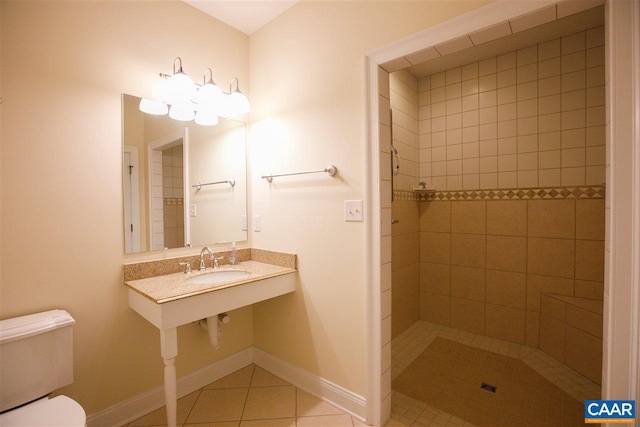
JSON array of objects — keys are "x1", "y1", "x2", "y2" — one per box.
[{"x1": 390, "y1": 321, "x2": 601, "y2": 426}]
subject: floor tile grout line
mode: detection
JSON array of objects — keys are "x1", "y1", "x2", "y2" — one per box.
[
  {"x1": 181, "y1": 388, "x2": 203, "y2": 427},
  {"x1": 238, "y1": 364, "x2": 256, "y2": 422}
]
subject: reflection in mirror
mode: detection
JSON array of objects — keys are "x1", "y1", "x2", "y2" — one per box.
[{"x1": 122, "y1": 94, "x2": 247, "y2": 254}]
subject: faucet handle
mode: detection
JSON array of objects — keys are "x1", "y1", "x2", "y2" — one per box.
[
  {"x1": 213, "y1": 256, "x2": 224, "y2": 269},
  {"x1": 178, "y1": 262, "x2": 192, "y2": 274}
]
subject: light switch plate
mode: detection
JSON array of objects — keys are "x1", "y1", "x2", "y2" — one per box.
[
  {"x1": 344, "y1": 200, "x2": 363, "y2": 222},
  {"x1": 189, "y1": 204, "x2": 197, "y2": 217}
]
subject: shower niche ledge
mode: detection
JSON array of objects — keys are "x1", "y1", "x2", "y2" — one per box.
[{"x1": 412, "y1": 184, "x2": 436, "y2": 195}]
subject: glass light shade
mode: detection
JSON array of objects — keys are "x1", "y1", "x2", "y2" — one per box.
[
  {"x1": 195, "y1": 109, "x2": 219, "y2": 126},
  {"x1": 220, "y1": 91, "x2": 250, "y2": 118},
  {"x1": 139, "y1": 98, "x2": 168, "y2": 115},
  {"x1": 164, "y1": 72, "x2": 197, "y2": 105},
  {"x1": 229, "y1": 91, "x2": 251, "y2": 116},
  {"x1": 196, "y1": 83, "x2": 223, "y2": 109},
  {"x1": 169, "y1": 103, "x2": 195, "y2": 121}
]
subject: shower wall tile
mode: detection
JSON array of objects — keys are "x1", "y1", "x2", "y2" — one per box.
[
  {"x1": 391, "y1": 69, "x2": 419, "y2": 192},
  {"x1": 486, "y1": 235, "x2": 527, "y2": 272},
  {"x1": 421, "y1": 262, "x2": 451, "y2": 295},
  {"x1": 450, "y1": 297, "x2": 485, "y2": 335},
  {"x1": 391, "y1": 232, "x2": 420, "y2": 269},
  {"x1": 451, "y1": 201, "x2": 486, "y2": 234},
  {"x1": 419, "y1": 201, "x2": 450, "y2": 232},
  {"x1": 486, "y1": 270, "x2": 526, "y2": 309},
  {"x1": 576, "y1": 199, "x2": 605, "y2": 240},
  {"x1": 565, "y1": 325, "x2": 602, "y2": 384},
  {"x1": 526, "y1": 311, "x2": 541, "y2": 347},
  {"x1": 575, "y1": 239, "x2": 605, "y2": 281},
  {"x1": 566, "y1": 304, "x2": 602, "y2": 339},
  {"x1": 527, "y1": 199, "x2": 576, "y2": 238},
  {"x1": 391, "y1": 199, "x2": 420, "y2": 339},
  {"x1": 485, "y1": 303, "x2": 526, "y2": 344},
  {"x1": 526, "y1": 274, "x2": 575, "y2": 312},
  {"x1": 575, "y1": 279, "x2": 604, "y2": 300},
  {"x1": 540, "y1": 314, "x2": 566, "y2": 361},
  {"x1": 417, "y1": 27, "x2": 605, "y2": 191},
  {"x1": 418, "y1": 197, "x2": 604, "y2": 353},
  {"x1": 421, "y1": 232, "x2": 450, "y2": 264},
  {"x1": 450, "y1": 265, "x2": 485, "y2": 301},
  {"x1": 421, "y1": 292, "x2": 450, "y2": 325},
  {"x1": 486, "y1": 200, "x2": 527, "y2": 236},
  {"x1": 450, "y1": 233, "x2": 486, "y2": 268},
  {"x1": 527, "y1": 237, "x2": 575, "y2": 278}
]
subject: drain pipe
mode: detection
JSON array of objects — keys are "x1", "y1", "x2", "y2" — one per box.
[{"x1": 198, "y1": 313, "x2": 230, "y2": 349}]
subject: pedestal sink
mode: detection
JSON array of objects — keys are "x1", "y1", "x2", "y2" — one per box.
[{"x1": 125, "y1": 260, "x2": 296, "y2": 427}]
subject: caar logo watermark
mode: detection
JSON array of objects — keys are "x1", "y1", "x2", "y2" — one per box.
[{"x1": 585, "y1": 400, "x2": 635, "y2": 424}]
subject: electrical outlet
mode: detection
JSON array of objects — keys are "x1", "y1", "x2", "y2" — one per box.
[
  {"x1": 241, "y1": 215, "x2": 247, "y2": 231},
  {"x1": 189, "y1": 204, "x2": 197, "y2": 217},
  {"x1": 253, "y1": 215, "x2": 261, "y2": 232}
]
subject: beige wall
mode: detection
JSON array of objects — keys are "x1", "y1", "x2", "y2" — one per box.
[
  {"x1": 0, "y1": 0, "x2": 251, "y2": 415},
  {"x1": 248, "y1": 0, "x2": 493, "y2": 396},
  {"x1": 0, "y1": 0, "x2": 496, "y2": 419}
]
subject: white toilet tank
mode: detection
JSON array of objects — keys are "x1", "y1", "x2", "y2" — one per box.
[{"x1": 0, "y1": 309, "x2": 75, "y2": 413}]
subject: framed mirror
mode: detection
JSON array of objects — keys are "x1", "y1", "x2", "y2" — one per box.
[{"x1": 122, "y1": 94, "x2": 247, "y2": 254}]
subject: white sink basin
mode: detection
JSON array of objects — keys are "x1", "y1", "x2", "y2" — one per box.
[{"x1": 184, "y1": 270, "x2": 250, "y2": 285}]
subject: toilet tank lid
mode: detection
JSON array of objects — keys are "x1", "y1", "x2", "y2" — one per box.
[{"x1": 0, "y1": 310, "x2": 75, "y2": 345}]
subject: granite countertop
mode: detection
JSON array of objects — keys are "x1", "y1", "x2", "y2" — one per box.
[{"x1": 125, "y1": 260, "x2": 296, "y2": 304}]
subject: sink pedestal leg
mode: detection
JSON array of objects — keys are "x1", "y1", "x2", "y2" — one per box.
[{"x1": 161, "y1": 328, "x2": 178, "y2": 427}]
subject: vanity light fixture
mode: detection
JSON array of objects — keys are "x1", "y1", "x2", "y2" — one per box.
[{"x1": 139, "y1": 57, "x2": 250, "y2": 125}]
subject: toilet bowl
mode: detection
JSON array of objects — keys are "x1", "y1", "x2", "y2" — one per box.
[
  {"x1": 0, "y1": 396, "x2": 86, "y2": 426},
  {"x1": 0, "y1": 310, "x2": 87, "y2": 426}
]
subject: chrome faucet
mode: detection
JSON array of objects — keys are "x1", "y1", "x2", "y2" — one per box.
[{"x1": 199, "y1": 247, "x2": 213, "y2": 271}]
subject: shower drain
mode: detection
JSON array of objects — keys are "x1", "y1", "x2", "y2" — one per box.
[{"x1": 481, "y1": 382, "x2": 497, "y2": 393}]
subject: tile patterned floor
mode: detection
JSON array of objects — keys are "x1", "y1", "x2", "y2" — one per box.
[
  {"x1": 125, "y1": 321, "x2": 601, "y2": 427},
  {"x1": 124, "y1": 364, "x2": 368, "y2": 427},
  {"x1": 390, "y1": 321, "x2": 601, "y2": 426}
]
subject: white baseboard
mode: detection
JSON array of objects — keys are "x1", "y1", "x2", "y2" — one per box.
[
  {"x1": 86, "y1": 347, "x2": 253, "y2": 427},
  {"x1": 86, "y1": 346, "x2": 367, "y2": 426},
  {"x1": 253, "y1": 347, "x2": 367, "y2": 422}
]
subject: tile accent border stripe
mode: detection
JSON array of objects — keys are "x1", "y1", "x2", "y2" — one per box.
[
  {"x1": 163, "y1": 198, "x2": 184, "y2": 205},
  {"x1": 393, "y1": 185, "x2": 605, "y2": 202}
]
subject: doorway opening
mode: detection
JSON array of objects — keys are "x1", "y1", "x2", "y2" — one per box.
[{"x1": 364, "y1": 1, "x2": 639, "y2": 425}]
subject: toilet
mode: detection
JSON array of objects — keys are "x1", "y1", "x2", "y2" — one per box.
[{"x1": 0, "y1": 309, "x2": 86, "y2": 426}]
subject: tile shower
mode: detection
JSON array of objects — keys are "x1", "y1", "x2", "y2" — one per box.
[{"x1": 389, "y1": 24, "x2": 605, "y2": 421}]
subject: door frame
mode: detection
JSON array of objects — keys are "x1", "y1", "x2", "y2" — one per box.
[{"x1": 364, "y1": 0, "x2": 640, "y2": 424}]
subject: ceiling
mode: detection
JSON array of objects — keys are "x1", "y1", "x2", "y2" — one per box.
[
  {"x1": 182, "y1": 0, "x2": 299, "y2": 35},
  {"x1": 380, "y1": 2, "x2": 604, "y2": 78}
]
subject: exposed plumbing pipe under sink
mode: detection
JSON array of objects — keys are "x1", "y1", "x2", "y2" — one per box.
[{"x1": 198, "y1": 313, "x2": 230, "y2": 349}]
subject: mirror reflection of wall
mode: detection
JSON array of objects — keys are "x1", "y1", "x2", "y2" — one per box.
[{"x1": 122, "y1": 94, "x2": 247, "y2": 255}]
